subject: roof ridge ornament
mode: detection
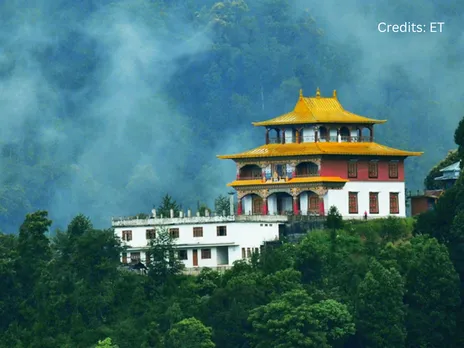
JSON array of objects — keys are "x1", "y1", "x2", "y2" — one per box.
[
  {"x1": 316, "y1": 87, "x2": 320, "y2": 97},
  {"x1": 299, "y1": 89, "x2": 303, "y2": 99},
  {"x1": 333, "y1": 90, "x2": 337, "y2": 99}
]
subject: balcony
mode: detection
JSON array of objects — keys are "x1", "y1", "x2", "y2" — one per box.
[
  {"x1": 318, "y1": 135, "x2": 373, "y2": 142},
  {"x1": 237, "y1": 175, "x2": 262, "y2": 181},
  {"x1": 268, "y1": 135, "x2": 373, "y2": 143}
]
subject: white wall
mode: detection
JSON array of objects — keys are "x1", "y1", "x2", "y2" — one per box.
[
  {"x1": 302, "y1": 128, "x2": 315, "y2": 142},
  {"x1": 283, "y1": 128, "x2": 293, "y2": 143},
  {"x1": 243, "y1": 195, "x2": 252, "y2": 215},
  {"x1": 116, "y1": 221, "x2": 280, "y2": 268},
  {"x1": 268, "y1": 194, "x2": 277, "y2": 213},
  {"x1": 300, "y1": 192, "x2": 308, "y2": 214},
  {"x1": 327, "y1": 181, "x2": 406, "y2": 218}
]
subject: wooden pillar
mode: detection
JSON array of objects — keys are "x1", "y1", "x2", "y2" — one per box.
[
  {"x1": 370, "y1": 126, "x2": 374, "y2": 141},
  {"x1": 315, "y1": 128, "x2": 319, "y2": 142},
  {"x1": 236, "y1": 164, "x2": 240, "y2": 180},
  {"x1": 262, "y1": 198, "x2": 268, "y2": 215},
  {"x1": 282, "y1": 129, "x2": 286, "y2": 144},
  {"x1": 265, "y1": 129, "x2": 270, "y2": 144},
  {"x1": 319, "y1": 196, "x2": 325, "y2": 216},
  {"x1": 348, "y1": 126, "x2": 352, "y2": 142},
  {"x1": 276, "y1": 129, "x2": 281, "y2": 143},
  {"x1": 237, "y1": 199, "x2": 242, "y2": 215},
  {"x1": 293, "y1": 196, "x2": 299, "y2": 215}
]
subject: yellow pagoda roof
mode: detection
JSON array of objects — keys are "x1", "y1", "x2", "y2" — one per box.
[
  {"x1": 217, "y1": 142, "x2": 423, "y2": 160},
  {"x1": 227, "y1": 176, "x2": 348, "y2": 187},
  {"x1": 252, "y1": 88, "x2": 386, "y2": 127}
]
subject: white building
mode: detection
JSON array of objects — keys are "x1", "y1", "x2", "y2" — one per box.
[{"x1": 112, "y1": 210, "x2": 287, "y2": 272}]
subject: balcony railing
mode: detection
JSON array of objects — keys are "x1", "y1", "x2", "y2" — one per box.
[
  {"x1": 237, "y1": 176, "x2": 262, "y2": 180},
  {"x1": 293, "y1": 172, "x2": 319, "y2": 177},
  {"x1": 268, "y1": 137, "x2": 281, "y2": 144},
  {"x1": 268, "y1": 135, "x2": 373, "y2": 144}
]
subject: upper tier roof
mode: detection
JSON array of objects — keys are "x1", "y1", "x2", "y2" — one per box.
[
  {"x1": 217, "y1": 142, "x2": 423, "y2": 160},
  {"x1": 252, "y1": 88, "x2": 387, "y2": 127}
]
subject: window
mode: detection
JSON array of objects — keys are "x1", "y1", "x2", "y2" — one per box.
[
  {"x1": 217, "y1": 226, "x2": 227, "y2": 236},
  {"x1": 122, "y1": 253, "x2": 127, "y2": 264},
  {"x1": 348, "y1": 160, "x2": 358, "y2": 178},
  {"x1": 348, "y1": 192, "x2": 358, "y2": 214},
  {"x1": 242, "y1": 248, "x2": 246, "y2": 259},
  {"x1": 389, "y1": 161, "x2": 399, "y2": 178},
  {"x1": 130, "y1": 252, "x2": 140, "y2": 263},
  {"x1": 193, "y1": 227, "x2": 203, "y2": 237},
  {"x1": 122, "y1": 230, "x2": 132, "y2": 241},
  {"x1": 169, "y1": 228, "x2": 179, "y2": 239},
  {"x1": 201, "y1": 249, "x2": 211, "y2": 259},
  {"x1": 390, "y1": 193, "x2": 399, "y2": 214},
  {"x1": 368, "y1": 161, "x2": 378, "y2": 178},
  {"x1": 146, "y1": 229, "x2": 156, "y2": 240},
  {"x1": 369, "y1": 192, "x2": 379, "y2": 214},
  {"x1": 247, "y1": 248, "x2": 251, "y2": 258},
  {"x1": 178, "y1": 250, "x2": 188, "y2": 260}
]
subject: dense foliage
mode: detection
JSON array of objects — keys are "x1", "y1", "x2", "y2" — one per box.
[
  {"x1": 0, "y1": 0, "x2": 462, "y2": 232},
  {"x1": 0, "y1": 211, "x2": 462, "y2": 347}
]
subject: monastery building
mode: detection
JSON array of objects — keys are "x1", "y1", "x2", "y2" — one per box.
[{"x1": 113, "y1": 88, "x2": 422, "y2": 272}]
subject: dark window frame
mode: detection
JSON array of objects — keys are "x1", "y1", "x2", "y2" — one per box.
[
  {"x1": 368, "y1": 161, "x2": 378, "y2": 178},
  {"x1": 389, "y1": 161, "x2": 399, "y2": 178},
  {"x1": 178, "y1": 250, "x2": 188, "y2": 260},
  {"x1": 169, "y1": 228, "x2": 179, "y2": 239},
  {"x1": 390, "y1": 192, "x2": 399, "y2": 214},
  {"x1": 217, "y1": 226, "x2": 227, "y2": 236},
  {"x1": 348, "y1": 192, "x2": 358, "y2": 214},
  {"x1": 348, "y1": 160, "x2": 358, "y2": 178},
  {"x1": 369, "y1": 192, "x2": 379, "y2": 214},
  {"x1": 201, "y1": 249, "x2": 211, "y2": 259},
  {"x1": 193, "y1": 227, "x2": 203, "y2": 237}
]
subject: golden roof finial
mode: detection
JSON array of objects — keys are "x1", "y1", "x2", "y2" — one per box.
[
  {"x1": 316, "y1": 87, "x2": 320, "y2": 97},
  {"x1": 333, "y1": 90, "x2": 337, "y2": 99},
  {"x1": 299, "y1": 89, "x2": 303, "y2": 98}
]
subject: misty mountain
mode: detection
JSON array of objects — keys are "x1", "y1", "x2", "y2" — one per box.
[{"x1": 0, "y1": 0, "x2": 462, "y2": 232}]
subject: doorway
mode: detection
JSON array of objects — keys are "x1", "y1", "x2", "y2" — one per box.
[
  {"x1": 252, "y1": 196, "x2": 263, "y2": 215},
  {"x1": 193, "y1": 249, "x2": 198, "y2": 266}
]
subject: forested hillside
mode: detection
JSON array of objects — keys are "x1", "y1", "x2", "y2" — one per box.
[
  {"x1": 0, "y1": 207, "x2": 462, "y2": 347},
  {"x1": 0, "y1": 0, "x2": 463, "y2": 233}
]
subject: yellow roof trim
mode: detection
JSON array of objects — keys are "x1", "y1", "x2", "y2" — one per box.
[
  {"x1": 226, "y1": 176, "x2": 348, "y2": 187},
  {"x1": 252, "y1": 90, "x2": 386, "y2": 126},
  {"x1": 217, "y1": 142, "x2": 423, "y2": 160}
]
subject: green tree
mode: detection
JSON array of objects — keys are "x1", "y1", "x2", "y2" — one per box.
[
  {"x1": 454, "y1": 116, "x2": 464, "y2": 164},
  {"x1": 0, "y1": 233, "x2": 19, "y2": 332},
  {"x1": 158, "y1": 194, "x2": 180, "y2": 218},
  {"x1": 165, "y1": 317, "x2": 215, "y2": 348},
  {"x1": 214, "y1": 194, "x2": 230, "y2": 215},
  {"x1": 325, "y1": 205, "x2": 343, "y2": 231},
  {"x1": 248, "y1": 289, "x2": 354, "y2": 348},
  {"x1": 356, "y1": 259, "x2": 406, "y2": 347},
  {"x1": 403, "y1": 236, "x2": 460, "y2": 347},
  {"x1": 146, "y1": 227, "x2": 184, "y2": 288},
  {"x1": 95, "y1": 337, "x2": 119, "y2": 348}
]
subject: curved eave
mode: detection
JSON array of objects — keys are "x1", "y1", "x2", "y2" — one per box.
[
  {"x1": 217, "y1": 146, "x2": 423, "y2": 160},
  {"x1": 227, "y1": 176, "x2": 348, "y2": 187},
  {"x1": 252, "y1": 119, "x2": 387, "y2": 127}
]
